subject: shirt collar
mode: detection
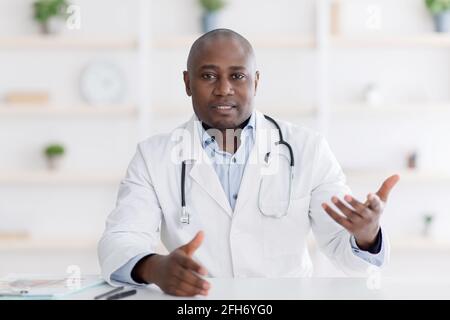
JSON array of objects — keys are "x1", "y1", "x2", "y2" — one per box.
[{"x1": 199, "y1": 111, "x2": 256, "y2": 151}]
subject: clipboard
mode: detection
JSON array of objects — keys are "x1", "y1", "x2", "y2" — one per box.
[{"x1": 0, "y1": 274, "x2": 105, "y2": 299}]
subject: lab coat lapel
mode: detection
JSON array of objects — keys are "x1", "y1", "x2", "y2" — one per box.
[
  {"x1": 233, "y1": 111, "x2": 274, "y2": 214},
  {"x1": 180, "y1": 116, "x2": 233, "y2": 218}
]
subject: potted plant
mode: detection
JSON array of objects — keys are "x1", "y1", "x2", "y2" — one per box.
[
  {"x1": 199, "y1": 0, "x2": 227, "y2": 33},
  {"x1": 425, "y1": 0, "x2": 450, "y2": 32},
  {"x1": 44, "y1": 143, "x2": 65, "y2": 170},
  {"x1": 33, "y1": 0, "x2": 70, "y2": 34},
  {"x1": 422, "y1": 213, "x2": 435, "y2": 237}
]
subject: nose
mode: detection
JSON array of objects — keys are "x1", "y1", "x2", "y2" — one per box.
[{"x1": 213, "y1": 78, "x2": 234, "y2": 96}]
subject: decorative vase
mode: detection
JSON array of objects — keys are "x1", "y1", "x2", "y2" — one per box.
[
  {"x1": 364, "y1": 83, "x2": 383, "y2": 107},
  {"x1": 433, "y1": 11, "x2": 450, "y2": 32},
  {"x1": 201, "y1": 11, "x2": 219, "y2": 33}
]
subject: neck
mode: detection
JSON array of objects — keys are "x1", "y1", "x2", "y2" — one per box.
[{"x1": 202, "y1": 116, "x2": 251, "y2": 154}]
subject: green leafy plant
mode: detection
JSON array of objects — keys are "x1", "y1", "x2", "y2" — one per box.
[
  {"x1": 425, "y1": 0, "x2": 450, "y2": 14},
  {"x1": 199, "y1": 0, "x2": 226, "y2": 12},
  {"x1": 44, "y1": 144, "x2": 65, "y2": 157},
  {"x1": 423, "y1": 214, "x2": 434, "y2": 225},
  {"x1": 33, "y1": 0, "x2": 69, "y2": 24}
]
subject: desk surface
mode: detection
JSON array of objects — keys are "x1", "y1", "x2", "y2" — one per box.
[{"x1": 68, "y1": 277, "x2": 450, "y2": 300}]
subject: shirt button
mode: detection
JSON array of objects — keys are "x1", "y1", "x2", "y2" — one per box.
[
  {"x1": 233, "y1": 194, "x2": 238, "y2": 200},
  {"x1": 232, "y1": 158, "x2": 237, "y2": 163}
]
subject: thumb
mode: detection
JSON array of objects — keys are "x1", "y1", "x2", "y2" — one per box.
[
  {"x1": 376, "y1": 174, "x2": 400, "y2": 202},
  {"x1": 180, "y1": 231, "x2": 204, "y2": 257}
]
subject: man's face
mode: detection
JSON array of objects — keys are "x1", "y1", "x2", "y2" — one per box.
[{"x1": 183, "y1": 37, "x2": 259, "y2": 130}]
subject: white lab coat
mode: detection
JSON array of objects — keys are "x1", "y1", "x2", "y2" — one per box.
[{"x1": 98, "y1": 110, "x2": 389, "y2": 284}]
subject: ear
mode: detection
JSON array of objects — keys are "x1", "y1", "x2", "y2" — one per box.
[
  {"x1": 183, "y1": 71, "x2": 192, "y2": 96},
  {"x1": 254, "y1": 71, "x2": 260, "y2": 96}
]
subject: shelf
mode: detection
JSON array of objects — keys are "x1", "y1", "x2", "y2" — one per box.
[
  {"x1": 150, "y1": 106, "x2": 316, "y2": 118},
  {"x1": 0, "y1": 35, "x2": 138, "y2": 50},
  {"x1": 0, "y1": 105, "x2": 138, "y2": 117},
  {"x1": 390, "y1": 236, "x2": 450, "y2": 251},
  {"x1": 0, "y1": 237, "x2": 167, "y2": 251},
  {"x1": 345, "y1": 169, "x2": 450, "y2": 183},
  {"x1": 0, "y1": 237, "x2": 97, "y2": 250},
  {"x1": 332, "y1": 103, "x2": 450, "y2": 116},
  {"x1": 1, "y1": 234, "x2": 449, "y2": 251},
  {"x1": 0, "y1": 171, "x2": 123, "y2": 185},
  {"x1": 153, "y1": 34, "x2": 315, "y2": 49},
  {"x1": 331, "y1": 34, "x2": 450, "y2": 48}
]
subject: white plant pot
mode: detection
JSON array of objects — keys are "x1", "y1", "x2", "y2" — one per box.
[
  {"x1": 433, "y1": 11, "x2": 450, "y2": 33},
  {"x1": 41, "y1": 17, "x2": 66, "y2": 35},
  {"x1": 46, "y1": 155, "x2": 64, "y2": 171}
]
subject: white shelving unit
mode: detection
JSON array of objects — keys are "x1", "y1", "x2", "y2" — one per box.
[
  {"x1": 0, "y1": 170, "x2": 123, "y2": 185},
  {"x1": 153, "y1": 34, "x2": 316, "y2": 49},
  {"x1": 0, "y1": 2, "x2": 150, "y2": 184},
  {"x1": 0, "y1": 104, "x2": 137, "y2": 117},
  {"x1": 332, "y1": 103, "x2": 450, "y2": 116},
  {"x1": 2, "y1": 0, "x2": 446, "y2": 185},
  {"x1": 324, "y1": 0, "x2": 450, "y2": 183},
  {"x1": 0, "y1": 35, "x2": 137, "y2": 50},
  {"x1": 345, "y1": 169, "x2": 450, "y2": 184},
  {"x1": 1, "y1": 0, "x2": 449, "y2": 249},
  {"x1": 389, "y1": 236, "x2": 450, "y2": 251},
  {"x1": 331, "y1": 34, "x2": 450, "y2": 48}
]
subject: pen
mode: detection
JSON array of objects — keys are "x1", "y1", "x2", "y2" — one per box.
[
  {"x1": 106, "y1": 289, "x2": 137, "y2": 300},
  {"x1": 0, "y1": 290, "x2": 29, "y2": 297},
  {"x1": 94, "y1": 286, "x2": 124, "y2": 300}
]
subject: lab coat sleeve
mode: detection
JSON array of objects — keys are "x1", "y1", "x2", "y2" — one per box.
[
  {"x1": 308, "y1": 135, "x2": 390, "y2": 276},
  {"x1": 98, "y1": 143, "x2": 163, "y2": 285},
  {"x1": 110, "y1": 253, "x2": 152, "y2": 285},
  {"x1": 350, "y1": 232, "x2": 386, "y2": 267}
]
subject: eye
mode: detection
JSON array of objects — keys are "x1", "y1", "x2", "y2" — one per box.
[
  {"x1": 231, "y1": 73, "x2": 246, "y2": 80},
  {"x1": 201, "y1": 73, "x2": 217, "y2": 80}
]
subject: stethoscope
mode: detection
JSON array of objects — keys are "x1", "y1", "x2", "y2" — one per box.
[{"x1": 180, "y1": 115, "x2": 294, "y2": 224}]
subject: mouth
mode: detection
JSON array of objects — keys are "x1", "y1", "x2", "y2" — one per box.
[{"x1": 210, "y1": 104, "x2": 237, "y2": 113}]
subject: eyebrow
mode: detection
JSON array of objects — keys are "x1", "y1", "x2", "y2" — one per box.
[{"x1": 199, "y1": 64, "x2": 248, "y2": 71}]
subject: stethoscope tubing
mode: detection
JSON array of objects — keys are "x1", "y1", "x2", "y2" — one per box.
[{"x1": 180, "y1": 114, "x2": 294, "y2": 223}]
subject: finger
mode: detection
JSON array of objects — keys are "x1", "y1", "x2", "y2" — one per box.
[
  {"x1": 177, "y1": 254, "x2": 208, "y2": 276},
  {"x1": 173, "y1": 286, "x2": 209, "y2": 297},
  {"x1": 180, "y1": 231, "x2": 204, "y2": 257},
  {"x1": 376, "y1": 174, "x2": 400, "y2": 202},
  {"x1": 174, "y1": 265, "x2": 210, "y2": 291},
  {"x1": 322, "y1": 203, "x2": 353, "y2": 230},
  {"x1": 366, "y1": 193, "x2": 382, "y2": 213},
  {"x1": 173, "y1": 275, "x2": 209, "y2": 296},
  {"x1": 168, "y1": 283, "x2": 206, "y2": 297},
  {"x1": 344, "y1": 194, "x2": 370, "y2": 216},
  {"x1": 331, "y1": 196, "x2": 362, "y2": 220}
]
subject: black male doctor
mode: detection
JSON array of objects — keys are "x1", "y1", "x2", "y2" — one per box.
[{"x1": 98, "y1": 29, "x2": 399, "y2": 297}]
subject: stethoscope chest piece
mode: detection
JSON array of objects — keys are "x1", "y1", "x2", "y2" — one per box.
[{"x1": 180, "y1": 206, "x2": 190, "y2": 224}]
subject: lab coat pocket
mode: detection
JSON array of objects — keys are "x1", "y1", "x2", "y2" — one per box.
[{"x1": 262, "y1": 195, "x2": 311, "y2": 258}]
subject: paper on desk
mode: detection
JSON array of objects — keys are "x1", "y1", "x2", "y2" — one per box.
[{"x1": 0, "y1": 274, "x2": 104, "y2": 299}]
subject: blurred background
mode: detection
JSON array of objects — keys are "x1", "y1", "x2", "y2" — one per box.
[{"x1": 1, "y1": 0, "x2": 450, "y2": 282}]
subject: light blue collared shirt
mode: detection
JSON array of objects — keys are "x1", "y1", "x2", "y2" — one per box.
[
  {"x1": 111, "y1": 112, "x2": 385, "y2": 284},
  {"x1": 198, "y1": 112, "x2": 256, "y2": 211}
]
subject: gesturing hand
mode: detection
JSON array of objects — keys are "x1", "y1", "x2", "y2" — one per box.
[
  {"x1": 321, "y1": 174, "x2": 400, "y2": 250},
  {"x1": 134, "y1": 231, "x2": 210, "y2": 296}
]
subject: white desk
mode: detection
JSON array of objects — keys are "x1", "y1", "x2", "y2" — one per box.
[{"x1": 69, "y1": 277, "x2": 450, "y2": 300}]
